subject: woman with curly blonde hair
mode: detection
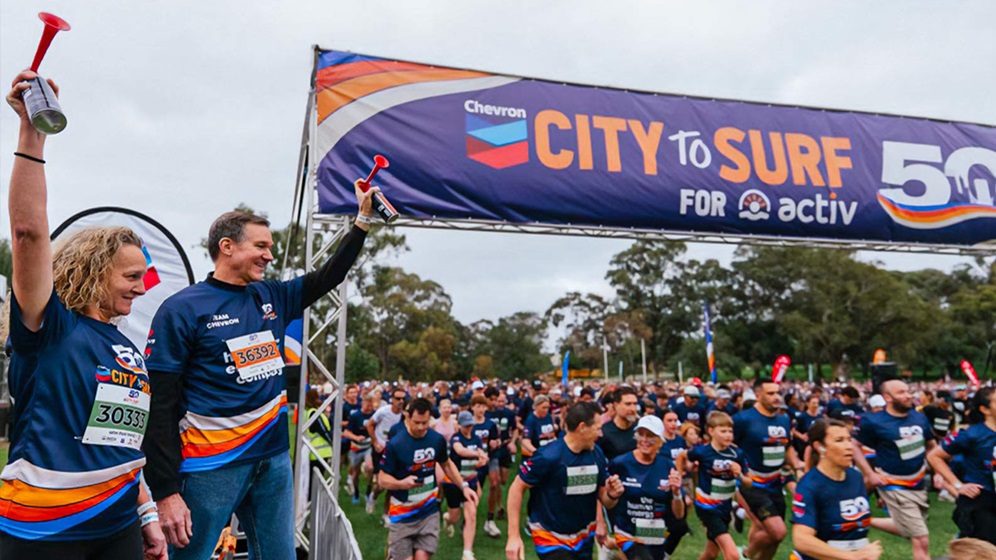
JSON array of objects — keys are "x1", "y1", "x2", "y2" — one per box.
[{"x1": 1, "y1": 70, "x2": 166, "y2": 560}]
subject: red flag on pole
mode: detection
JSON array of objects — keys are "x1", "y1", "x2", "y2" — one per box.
[
  {"x1": 961, "y1": 360, "x2": 980, "y2": 388},
  {"x1": 773, "y1": 355, "x2": 792, "y2": 384}
]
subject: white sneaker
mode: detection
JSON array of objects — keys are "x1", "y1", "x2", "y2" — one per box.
[
  {"x1": 443, "y1": 518, "x2": 455, "y2": 538},
  {"x1": 462, "y1": 551, "x2": 475, "y2": 560},
  {"x1": 345, "y1": 477, "x2": 355, "y2": 497},
  {"x1": 365, "y1": 494, "x2": 375, "y2": 514},
  {"x1": 484, "y1": 520, "x2": 501, "y2": 538},
  {"x1": 939, "y1": 489, "x2": 956, "y2": 503}
]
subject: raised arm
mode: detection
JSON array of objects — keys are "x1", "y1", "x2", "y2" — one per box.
[{"x1": 6, "y1": 71, "x2": 56, "y2": 330}]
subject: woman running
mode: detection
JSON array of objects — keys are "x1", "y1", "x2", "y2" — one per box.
[
  {"x1": 609, "y1": 415, "x2": 686, "y2": 560},
  {"x1": 1, "y1": 71, "x2": 166, "y2": 560},
  {"x1": 927, "y1": 386, "x2": 996, "y2": 546},
  {"x1": 791, "y1": 419, "x2": 883, "y2": 560}
]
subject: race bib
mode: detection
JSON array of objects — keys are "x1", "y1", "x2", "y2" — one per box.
[
  {"x1": 565, "y1": 465, "x2": 599, "y2": 495},
  {"x1": 828, "y1": 538, "x2": 869, "y2": 551},
  {"x1": 408, "y1": 474, "x2": 436, "y2": 503},
  {"x1": 710, "y1": 477, "x2": 736, "y2": 499},
  {"x1": 226, "y1": 331, "x2": 285, "y2": 381},
  {"x1": 634, "y1": 518, "x2": 667, "y2": 545},
  {"x1": 895, "y1": 434, "x2": 925, "y2": 461},
  {"x1": 762, "y1": 445, "x2": 786, "y2": 467},
  {"x1": 82, "y1": 384, "x2": 151, "y2": 450},
  {"x1": 460, "y1": 458, "x2": 479, "y2": 477}
]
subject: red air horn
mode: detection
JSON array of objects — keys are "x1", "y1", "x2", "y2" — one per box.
[
  {"x1": 23, "y1": 12, "x2": 71, "y2": 134},
  {"x1": 358, "y1": 154, "x2": 399, "y2": 223}
]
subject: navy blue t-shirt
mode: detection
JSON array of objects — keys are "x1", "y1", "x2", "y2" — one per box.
[
  {"x1": 660, "y1": 435, "x2": 688, "y2": 462},
  {"x1": 687, "y1": 443, "x2": 746, "y2": 516},
  {"x1": 856, "y1": 410, "x2": 934, "y2": 489},
  {"x1": 791, "y1": 467, "x2": 871, "y2": 559},
  {"x1": 733, "y1": 407, "x2": 792, "y2": 491},
  {"x1": 146, "y1": 276, "x2": 303, "y2": 472},
  {"x1": 519, "y1": 438, "x2": 608, "y2": 555},
  {"x1": 941, "y1": 423, "x2": 996, "y2": 492},
  {"x1": 795, "y1": 411, "x2": 823, "y2": 436},
  {"x1": 447, "y1": 430, "x2": 484, "y2": 485},
  {"x1": 523, "y1": 413, "x2": 557, "y2": 456},
  {"x1": 609, "y1": 452, "x2": 680, "y2": 551},
  {"x1": 381, "y1": 427, "x2": 449, "y2": 524},
  {"x1": 672, "y1": 400, "x2": 707, "y2": 429},
  {"x1": 345, "y1": 409, "x2": 373, "y2": 451},
  {"x1": 0, "y1": 291, "x2": 148, "y2": 541}
]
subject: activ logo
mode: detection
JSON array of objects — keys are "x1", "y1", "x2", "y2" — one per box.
[{"x1": 464, "y1": 100, "x2": 529, "y2": 169}]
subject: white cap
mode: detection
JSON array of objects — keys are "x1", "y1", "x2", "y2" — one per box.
[
  {"x1": 636, "y1": 415, "x2": 665, "y2": 439},
  {"x1": 683, "y1": 386, "x2": 701, "y2": 397},
  {"x1": 574, "y1": 386, "x2": 582, "y2": 397},
  {"x1": 743, "y1": 389, "x2": 757, "y2": 401},
  {"x1": 471, "y1": 380, "x2": 485, "y2": 390},
  {"x1": 506, "y1": 387, "x2": 516, "y2": 396},
  {"x1": 869, "y1": 394, "x2": 886, "y2": 408}
]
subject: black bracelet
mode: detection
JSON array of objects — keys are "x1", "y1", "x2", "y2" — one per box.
[{"x1": 14, "y1": 152, "x2": 45, "y2": 164}]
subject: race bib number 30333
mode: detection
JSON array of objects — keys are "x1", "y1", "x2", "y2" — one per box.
[{"x1": 83, "y1": 384, "x2": 151, "y2": 450}]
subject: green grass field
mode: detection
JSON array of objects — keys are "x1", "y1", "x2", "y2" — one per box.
[{"x1": 338, "y1": 472, "x2": 958, "y2": 560}]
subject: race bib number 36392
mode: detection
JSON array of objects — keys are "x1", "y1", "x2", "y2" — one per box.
[
  {"x1": 226, "y1": 331, "x2": 285, "y2": 381},
  {"x1": 82, "y1": 384, "x2": 151, "y2": 450}
]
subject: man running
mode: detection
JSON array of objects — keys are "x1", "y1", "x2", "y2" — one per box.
[
  {"x1": 597, "y1": 386, "x2": 639, "y2": 461},
  {"x1": 486, "y1": 387, "x2": 519, "y2": 527},
  {"x1": 344, "y1": 392, "x2": 376, "y2": 504},
  {"x1": 505, "y1": 402, "x2": 625, "y2": 560},
  {"x1": 380, "y1": 398, "x2": 478, "y2": 560},
  {"x1": 854, "y1": 380, "x2": 936, "y2": 560},
  {"x1": 734, "y1": 380, "x2": 804, "y2": 560},
  {"x1": 367, "y1": 388, "x2": 406, "y2": 517}
]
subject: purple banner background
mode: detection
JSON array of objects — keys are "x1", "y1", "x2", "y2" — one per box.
[{"x1": 315, "y1": 50, "x2": 996, "y2": 246}]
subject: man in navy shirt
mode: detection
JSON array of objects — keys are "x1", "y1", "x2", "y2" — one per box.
[
  {"x1": 672, "y1": 386, "x2": 707, "y2": 430},
  {"x1": 380, "y1": 398, "x2": 477, "y2": 560},
  {"x1": 827, "y1": 386, "x2": 864, "y2": 428},
  {"x1": 854, "y1": 380, "x2": 936, "y2": 560},
  {"x1": 505, "y1": 401, "x2": 625, "y2": 560},
  {"x1": 734, "y1": 380, "x2": 804, "y2": 560},
  {"x1": 145, "y1": 188, "x2": 381, "y2": 559}
]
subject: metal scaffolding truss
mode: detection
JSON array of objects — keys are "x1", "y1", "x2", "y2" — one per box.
[{"x1": 312, "y1": 214, "x2": 996, "y2": 257}]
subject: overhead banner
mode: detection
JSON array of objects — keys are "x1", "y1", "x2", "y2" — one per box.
[
  {"x1": 314, "y1": 49, "x2": 996, "y2": 247},
  {"x1": 52, "y1": 207, "x2": 195, "y2": 352}
]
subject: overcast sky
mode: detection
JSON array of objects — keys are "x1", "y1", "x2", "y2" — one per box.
[{"x1": 1, "y1": 1, "x2": 993, "y2": 325}]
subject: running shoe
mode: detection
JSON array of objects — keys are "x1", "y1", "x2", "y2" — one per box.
[
  {"x1": 496, "y1": 507, "x2": 506, "y2": 520},
  {"x1": 462, "y1": 550, "x2": 476, "y2": 560},
  {"x1": 365, "y1": 494, "x2": 375, "y2": 515},
  {"x1": 484, "y1": 520, "x2": 501, "y2": 538},
  {"x1": 939, "y1": 489, "x2": 956, "y2": 503},
  {"x1": 351, "y1": 495, "x2": 360, "y2": 505},
  {"x1": 345, "y1": 477, "x2": 355, "y2": 498},
  {"x1": 443, "y1": 518, "x2": 455, "y2": 538}
]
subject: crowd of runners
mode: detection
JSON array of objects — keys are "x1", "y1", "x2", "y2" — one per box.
[{"x1": 324, "y1": 375, "x2": 996, "y2": 560}]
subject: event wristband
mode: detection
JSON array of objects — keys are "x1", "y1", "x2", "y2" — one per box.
[
  {"x1": 140, "y1": 512, "x2": 159, "y2": 527},
  {"x1": 137, "y1": 501, "x2": 157, "y2": 516},
  {"x1": 356, "y1": 214, "x2": 373, "y2": 225}
]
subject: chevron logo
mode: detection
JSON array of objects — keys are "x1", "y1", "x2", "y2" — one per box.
[{"x1": 464, "y1": 100, "x2": 529, "y2": 169}]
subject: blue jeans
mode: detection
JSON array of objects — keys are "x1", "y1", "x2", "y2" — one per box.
[{"x1": 170, "y1": 453, "x2": 295, "y2": 560}]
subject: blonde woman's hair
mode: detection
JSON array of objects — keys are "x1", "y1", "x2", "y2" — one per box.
[
  {"x1": 53, "y1": 227, "x2": 143, "y2": 314},
  {"x1": 1, "y1": 227, "x2": 143, "y2": 341}
]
